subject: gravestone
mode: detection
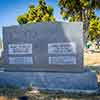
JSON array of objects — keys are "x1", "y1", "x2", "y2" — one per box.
[
  {"x1": 1, "y1": 22, "x2": 98, "y2": 94},
  {"x1": 3, "y1": 22, "x2": 84, "y2": 72}
]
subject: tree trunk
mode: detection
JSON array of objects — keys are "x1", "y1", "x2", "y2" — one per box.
[{"x1": 80, "y1": 10, "x2": 83, "y2": 21}]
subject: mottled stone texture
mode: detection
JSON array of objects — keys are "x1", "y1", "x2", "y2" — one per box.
[
  {"x1": 0, "y1": 71, "x2": 98, "y2": 94},
  {"x1": 3, "y1": 22, "x2": 84, "y2": 72}
]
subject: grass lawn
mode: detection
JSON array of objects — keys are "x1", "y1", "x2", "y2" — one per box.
[{"x1": 0, "y1": 88, "x2": 99, "y2": 100}]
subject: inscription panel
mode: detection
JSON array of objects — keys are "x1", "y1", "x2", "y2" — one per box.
[
  {"x1": 49, "y1": 56, "x2": 76, "y2": 64},
  {"x1": 48, "y1": 42, "x2": 76, "y2": 55},
  {"x1": 8, "y1": 44, "x2": 32, "y2": 55},
  {"x1": 9, "y1": 57, "x2": 33, "y2": 64},
  {"x1": 48, "y1": 42, "x2": 76, "y2": 64}
]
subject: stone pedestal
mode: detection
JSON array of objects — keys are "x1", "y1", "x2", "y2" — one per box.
[{"x1": 0, "y1": 71, "x2": 98, "y2": 94}]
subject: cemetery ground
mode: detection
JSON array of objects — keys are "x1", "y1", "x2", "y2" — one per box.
[
  {"x1": 0, "y1": 51, "x2": 100, "y2": 100},
  {"x1": 84, "y1": 49, "x2": 100, "y2": 84}
]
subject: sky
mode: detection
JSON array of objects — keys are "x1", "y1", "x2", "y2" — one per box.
[{"x1": 0, "y1": 0, "x2": 100, "y2": 40}]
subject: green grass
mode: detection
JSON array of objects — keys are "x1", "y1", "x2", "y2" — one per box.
[{"x1": 0, "y1": 87, "x2": 99, "y2": 100}]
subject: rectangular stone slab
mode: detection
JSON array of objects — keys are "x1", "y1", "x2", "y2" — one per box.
[
  {"x1": 3, "y1": 22, "x2": 83, "y2": 72},
  {"x1": 0, "y1": 71, "x2": 98, "y2": 94}
]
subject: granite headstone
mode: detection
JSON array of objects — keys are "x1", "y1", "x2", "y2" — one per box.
[
  {"x1": 0, "y1": 22, "x2": 98, "y2": 94},
  {"x1": 3, "y1": 22, "x2": 83, "y2": 72}
]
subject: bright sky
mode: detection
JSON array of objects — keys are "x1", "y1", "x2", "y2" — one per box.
[{"x1": 0, "y1": 0, "x2": 100, "y2": 40}]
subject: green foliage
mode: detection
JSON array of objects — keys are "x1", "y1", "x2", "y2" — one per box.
[
  {"x1": 17, "y1": 14, "x2": 28, "y2": 24},
  {"x1": 27, "y1": 83, "x2": 33, "y2": 91},
  {"x1": 0, "y1": 86, "x2": 24, "y2": 98},
  {"x1": 58, "y1": 0, "x2": 100, "y2": 21},
  {"x1": 17, "y1": 0, "x2": 55, "y2": 24},
  {"x1": 88, "y1": 18, "x2": 100, "y2": 41},
  {"x1": 58, "y1": 0, "x2": 100, "y2": 41}
]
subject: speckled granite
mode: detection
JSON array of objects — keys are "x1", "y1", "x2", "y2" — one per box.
[
  {"x1": 0, "y1": 71, "x2": 98, "y2": 93},
  {"x1": 3, "y1": 22, "x2": 84, "y2": 72}
]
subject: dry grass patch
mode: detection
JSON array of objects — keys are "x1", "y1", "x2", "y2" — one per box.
[{"x1": 84, "y1": 52, "x2": 100, "y2": 66}]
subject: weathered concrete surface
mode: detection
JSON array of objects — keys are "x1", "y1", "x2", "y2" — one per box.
[{"x1": 0, "y1": 71, "x2": 98, "y2": 94}]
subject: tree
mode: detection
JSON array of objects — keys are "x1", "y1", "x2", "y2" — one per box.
[
  {"x1": 17, "y1": 0, "x2": 56, "y2": 24},
  {"x1": 17, "y1": 14, "x2": 28, "y2": 24},
  {"x1": 0, "y1": 38, "x2": 2, "y2": 49},
  {"x1": 88, "y1": 18, "x2": 100, "y2": 41},
  {"x1": 58, "y1": 0, "x2": 100, "y2": 21},
  {"x1": 58, "y1": 0, "x2": 100, "y2": 41}
]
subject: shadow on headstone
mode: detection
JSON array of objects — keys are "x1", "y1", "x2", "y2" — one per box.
[{"x1": 18, "y1": 96, "x2": 28, "y2": 100}]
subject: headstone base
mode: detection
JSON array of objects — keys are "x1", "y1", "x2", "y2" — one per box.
[{"x1": 0, "y1": 70, "x2": 98, "y2": 94}]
